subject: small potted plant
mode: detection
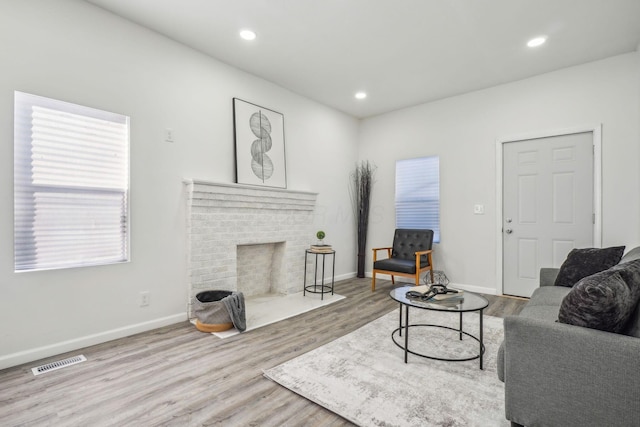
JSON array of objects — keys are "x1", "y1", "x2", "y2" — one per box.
[{"x1": 316, "y1": 230, "x2": 326, "y2": 246}]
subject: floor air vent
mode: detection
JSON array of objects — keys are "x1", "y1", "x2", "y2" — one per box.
[{"x1": 31, "y1": 355, "x2": 87, "y2": 376}]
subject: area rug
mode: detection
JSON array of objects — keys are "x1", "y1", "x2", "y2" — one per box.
[
  {"x1": 263, "y1": 309, "x2": 508, "y2": 426},
  {"x1": 211, "y1": 291, "x2": 345, "y2": 338}
]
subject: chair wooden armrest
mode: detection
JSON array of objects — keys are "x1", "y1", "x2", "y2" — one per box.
[
  {"x1": 414, "y1": 249, "x2": 433, "y2": 266},
  {"x1": 414, "y1": 250, "x2": 433, "y2": 256},
  {"x1": 414, "y1": 250, "x2": 434, "y2": 283},
  {"x1": 372, "y1": 247, "x2": 392, "y2": 262}
]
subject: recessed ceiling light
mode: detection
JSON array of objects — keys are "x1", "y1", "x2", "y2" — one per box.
[
  {"x1": 355, "y1": 92, "x2": 367, "y2": 100},
  {"x1": 527, "y1": 36, "x2": 547, "y2": 48},
  {"x1": 240, "y1": 29, "x2": 256, "y2": 41}
]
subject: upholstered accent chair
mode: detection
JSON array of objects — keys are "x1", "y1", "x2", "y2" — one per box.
[{"x1": 371, "y1": 229, "x2": 434, "y2": 291}]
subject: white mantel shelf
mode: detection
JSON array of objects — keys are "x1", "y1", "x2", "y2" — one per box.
[
  {"x1": 183, "y1": 179, "x2": 318, "y2": 196},
  {"x1": 184, "y1": 180, "x2": 317, "y2": 212}
]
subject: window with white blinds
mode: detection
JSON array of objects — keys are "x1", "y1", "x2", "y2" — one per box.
[
  {"x1": 14, "y1": 91, "x2": 130, "y2": 272},
  {"x1": 395, "y1": 156, "x2": 440, "y2": 243}
]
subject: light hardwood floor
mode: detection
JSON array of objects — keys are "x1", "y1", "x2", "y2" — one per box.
[{"x1": 0, "y1": 278, "x2": 526, "y2": 427}]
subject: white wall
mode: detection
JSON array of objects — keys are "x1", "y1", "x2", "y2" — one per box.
[
  {"x1": 0, "y1": 0, "x2": 359, "y2": 369},
  {"x1": 360, "y1": 52, "x2": 640, "y2": 294}
]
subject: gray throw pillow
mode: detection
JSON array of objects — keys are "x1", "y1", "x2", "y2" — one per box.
[
  {"x1": 558, "y1": 259, "x2": 640, "y2": 333},
  {"x1": 554, "y1": 246, "x2": 625, "y2": 287}
]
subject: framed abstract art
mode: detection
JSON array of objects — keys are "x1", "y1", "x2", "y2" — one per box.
[{"x1": 233, "y1": 98, "x2": 287, "y2": 188}]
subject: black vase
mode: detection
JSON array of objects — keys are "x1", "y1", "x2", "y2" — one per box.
[{"x1": 357, "y1": 253, "x2": 366, "y2": 278}]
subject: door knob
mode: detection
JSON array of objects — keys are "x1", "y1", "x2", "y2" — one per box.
[{"x1": 505, "y1": 228, "x2": 513, "y2": 234}]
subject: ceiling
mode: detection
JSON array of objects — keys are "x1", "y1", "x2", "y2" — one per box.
[{"x1": 85, "y1": 0, "x2": 640, "y2": 119}]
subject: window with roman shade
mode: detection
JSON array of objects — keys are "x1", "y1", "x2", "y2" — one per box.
[
  {"x1": 395, "y1": 156, "x2": 440, "y2": 243},
  {"x1": 14, "y1": 91, "x2": 130, "y2": 272}
]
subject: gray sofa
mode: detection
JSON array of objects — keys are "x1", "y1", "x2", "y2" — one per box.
[{"x1": 497, "y1": 247, "x2": 640, "y2": 427}]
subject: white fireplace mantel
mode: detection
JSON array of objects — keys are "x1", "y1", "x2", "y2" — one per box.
[{"x1": 184, "y1": 179, "x2": 318, "y2": 316}]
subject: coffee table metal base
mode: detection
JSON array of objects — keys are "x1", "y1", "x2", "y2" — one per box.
[{"x1": 392, "y1": 304, "x2": 486, "y2": 369}]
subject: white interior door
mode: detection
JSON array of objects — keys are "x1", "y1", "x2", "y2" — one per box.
[{"x1": 502, "y1": 132, "x2": 594, "y2": 297}]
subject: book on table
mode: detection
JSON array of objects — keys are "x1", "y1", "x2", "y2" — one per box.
[
  {"x1": 310, "y1": 244, "x2": 333, "y2": 253},
  {"x1": 432, "y1": 290, "x2": 464, "y2": 301},
  {"x1": 432, "y1": 297, "x2": 465, "y2": 307}
]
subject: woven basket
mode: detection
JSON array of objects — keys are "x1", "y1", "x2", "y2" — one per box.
[{"x1": 193, "y1": 290, "x2": 233, "y2": 332}]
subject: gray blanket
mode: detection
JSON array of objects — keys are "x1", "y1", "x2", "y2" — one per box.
[{"x1": 223, "y1": 292, "x2": 246, "y2": 332}]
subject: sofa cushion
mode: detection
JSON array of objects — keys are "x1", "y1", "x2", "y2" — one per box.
[
  {"x1": 620, "y1": 246, "x2": 640, "y2": 265},
  {"x1": 539, "y1": 267, "x2": 560, "y2": 287},
  {"x1": 527, "y1": 286, "x2": 571, "y2": 307},
  {"x1": 519, "y1": 304, "x2": 562, "y2": 322},
  {"x1": 558, "y1": 259, "x2": 640, "y2": 333},
  {"x1": 554, "y1": 246, "x2": 625, "y2": 287}
]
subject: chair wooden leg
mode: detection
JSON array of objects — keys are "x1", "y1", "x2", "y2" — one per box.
[
  {"x1": 391, "y1": 275, "x2": 395, "y2": 285},
  {"x1": 415, "y1": 273, "x2": 420, "y2": 286},
  {"x1": 429, "y1": 269, "x2": 434, "y2": 284},
  {"x1": 371, "y1": 272, "x2": 376, "y2": 292}
]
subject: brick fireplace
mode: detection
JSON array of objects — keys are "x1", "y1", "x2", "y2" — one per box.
[{"x1": 184, "y1": 180, "x2": 317, "y2": 316}]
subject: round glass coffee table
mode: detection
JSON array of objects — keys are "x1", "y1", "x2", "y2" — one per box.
[{"x1": 389, "y1": 286, "x2": 489, "y2": 369}]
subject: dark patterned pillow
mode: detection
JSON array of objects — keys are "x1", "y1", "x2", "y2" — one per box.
[
  {"x1": 558, "y1": 259, "x2": 640, "y2": 333},
  {"x1": 554, "y1": 246, "x2": 625, "y2": 287}
]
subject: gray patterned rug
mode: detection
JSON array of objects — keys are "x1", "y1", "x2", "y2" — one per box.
[{"x1": 264, "y1": 308, "x2": 508, "y2": 426}]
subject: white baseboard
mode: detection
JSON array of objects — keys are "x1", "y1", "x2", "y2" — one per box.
[
  {"x1": 446, "y1": 283, "x2": 498, "y2": 295},
  {"x1": 0, "y1": 313, "x2": 187, "y2": 371},
  {"x1": 311, "y1": 271, "x2": 357, "y2": 285},
  {"x1": 363, "y1": 272, "x2": 498, "y2": 295},
  {"x1": 334, "y1": 272, "x2": 357, "y2": 282}
]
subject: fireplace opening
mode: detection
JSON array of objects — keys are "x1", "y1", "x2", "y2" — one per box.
[{"x1": 237, "y1": 242, "x2": 286, "y2": 297}]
